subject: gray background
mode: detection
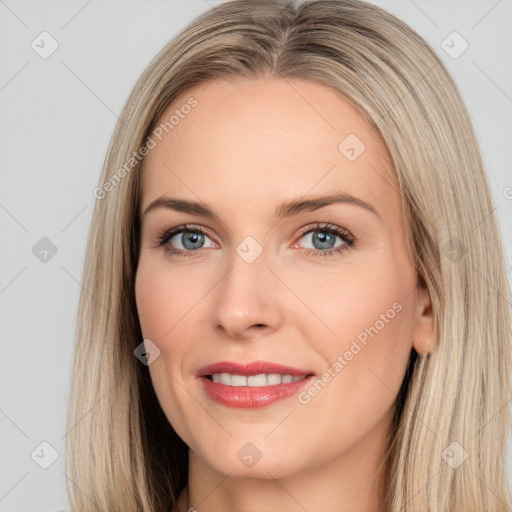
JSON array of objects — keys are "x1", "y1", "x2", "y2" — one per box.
[{"x1": 0, "y1": 0, "x2": 511, "y2": 510}]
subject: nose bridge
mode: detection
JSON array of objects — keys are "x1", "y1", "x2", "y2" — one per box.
[{"x1": 212, "y1": 236, "x2": 282, "y2": 337}]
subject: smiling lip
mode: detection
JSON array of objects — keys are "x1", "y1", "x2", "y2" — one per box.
[{"x1": 197, "y1": 361, "x2": 315, "y2": 409}]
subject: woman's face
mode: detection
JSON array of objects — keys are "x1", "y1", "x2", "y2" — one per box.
[{"x1": 135, "y1": 77, "x2": 433, "y2": 481}]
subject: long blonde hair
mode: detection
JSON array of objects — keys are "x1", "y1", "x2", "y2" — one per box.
[{"x1": 66, "y1": 0, "x2": 512, "y2": 510}]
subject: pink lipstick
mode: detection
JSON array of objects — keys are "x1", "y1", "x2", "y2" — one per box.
[{"x1": 197, "y1": 361, "x2": 315, "y2": 408}]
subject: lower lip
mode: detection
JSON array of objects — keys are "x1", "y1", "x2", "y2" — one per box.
[{"x1": 200, "y1": 375, "x2": 314, "y2": 408}]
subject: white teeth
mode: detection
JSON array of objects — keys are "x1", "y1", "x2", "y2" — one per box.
[
  {"x1": 209, "y1": 373, "x2": 307, "y2": 387},
  {"x1": 267, "y1": 373, "x2": 282, "y2": 385},
  {"x1": 219, "y1": 373, "x2": 231, "y2": 385},
  {"x1": 231, "y1": 375, "x2": 247, "y2": 387},
  {"x1": 247, "y1": 374, "x2": 267, "y2": 386}
]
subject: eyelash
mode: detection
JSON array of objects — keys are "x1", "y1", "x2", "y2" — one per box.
[{"x1": 154, "y1": 222, "x2": 355, "y2": 258}]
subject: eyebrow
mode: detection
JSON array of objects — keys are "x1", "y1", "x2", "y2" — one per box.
[{"x1": 141, "y1": 191, "x2": 381, "y2": 221}]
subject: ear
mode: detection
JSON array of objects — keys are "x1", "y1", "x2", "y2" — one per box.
[{"x1": 411, "y1": 282, "x2": 436, "y2": 355}]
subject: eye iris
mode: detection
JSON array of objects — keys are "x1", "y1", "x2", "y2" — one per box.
[
  {"x1": 313, "y1": 231, "x2": 335, "y2": 250},
  {"x1": 182, "y1": 232, "x2": 203, "y2": 250}
]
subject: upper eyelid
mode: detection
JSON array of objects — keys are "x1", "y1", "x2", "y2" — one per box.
[{"x1": 296, "y1": 222, "x2": 351, "y2": 237}]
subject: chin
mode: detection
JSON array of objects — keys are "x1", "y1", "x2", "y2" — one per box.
[{"x1": 191, "y1": 435, "x2": 314, "y2": 480}]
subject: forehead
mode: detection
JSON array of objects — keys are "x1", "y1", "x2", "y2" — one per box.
[{"x1": 140, "y1": 76, "x2": 400, "y2": 221}]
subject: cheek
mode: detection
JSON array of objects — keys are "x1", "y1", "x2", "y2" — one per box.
[
  {"x1": 135, "y1": 258, "x2": 203, "y2": 341},
  {"x1": 287, "y1": 257, "x2": 415, "y2": 391},
  {"x1": 290, "y1": 267, "x2": 415, "y2": 446},
  {"x1": 134, "y1": 262, "x2": 193, "y2": 397},
  {"x1": 135, "y1": 261, "x2": 202, "y2": 445}
]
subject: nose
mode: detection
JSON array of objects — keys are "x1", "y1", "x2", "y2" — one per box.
[{"x1": 212, "y1": 243, "x2": 284, "y2": 340}]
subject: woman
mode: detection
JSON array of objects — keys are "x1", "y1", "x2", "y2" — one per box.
[{"x1": 66, "y1": 0, "x2": 512, "y2": 511}]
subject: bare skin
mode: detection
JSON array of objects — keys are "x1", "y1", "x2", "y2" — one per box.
[{"x1": 135, "y1": 76, "x2": 434, "y2": 512}]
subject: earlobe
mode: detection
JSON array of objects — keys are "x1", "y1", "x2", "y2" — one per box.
[
  {"x1": 412, "y1": 284, "x2": 436, "y2": 355},
  {"x1": 413, "y1": 335, "x2": 433, "y2": 356}
]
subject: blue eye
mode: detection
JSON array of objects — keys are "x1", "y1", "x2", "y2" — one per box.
[
  {"x1": 155, "y1": 222, "x2": 355, "y2": 258},
  {"x1": 295, "y1": 223, "x2": 355, "y2": 257},
  {"x1": 156, "y1": 224, "x2": 214, "y2": 256}
]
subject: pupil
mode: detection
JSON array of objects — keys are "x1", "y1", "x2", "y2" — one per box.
[
  {"x1": 313, "y1": 231, "x2": 334, "y2": 250},
  {"x1": 183, "y1": 232, "x2": 203, "y2": 250}
]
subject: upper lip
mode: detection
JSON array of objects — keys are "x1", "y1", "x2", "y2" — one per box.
[{"x1": 197, "y1": 361, "x2": 315, "y2": 377}]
